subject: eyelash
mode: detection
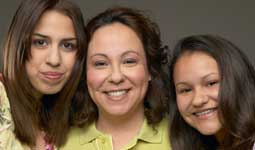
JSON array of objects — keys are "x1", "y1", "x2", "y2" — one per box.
[
  {"x1": 92, "y1": 57, "x2": 138, "y2": 68},
  {"x1": 94, "y1": 61, "x2": 108, "y2": 67},
  {"x1": 61, "y1": 42, "x2": 77, "y2": 51},
  {"x1": 32, "y1": 39, "x2": 48, "y2": 48},
  {"x1": 31, "y1": 39, "x2": 77, "y2": 51},
  {"x1": 207, "y1": 81, "x2": 219, "y2": 87},
  {"x1": 178, "y1": 88, "x2": 192, "y2": 94},
  {"x1": 123, "y1": 58, "x2": 137, "y2": 65}
]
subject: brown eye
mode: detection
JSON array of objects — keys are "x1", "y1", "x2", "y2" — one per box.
[
  {"x1": 32, "y1": 39, "x2": 48, "y2": 48},
  {"x1": 124, "y1": 59, "x2": 136, "y2": 64},
  {"x1": 94, "y1": 61, "x2": 108, "y2": 68},
  {"x1": 61, "y1": 42, "x2": 77, "y2": 51},
  {"x1": 180, "y1": 88, "x2": 191, "y2": 94},
  {"x1": 123, "y1": 58, "x2": 138, "y2": 67},
  {"x1": 207, "y1": 81, "x2": 219, "y2": 87},
  {"x1": 176, "y1": 87, "x2": 192, "y2": 95}
]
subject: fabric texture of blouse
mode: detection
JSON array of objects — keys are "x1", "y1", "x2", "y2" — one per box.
[
  {"x1": 0, "y1": 81, "x2": 29, "y2": 150},
  {"x1": 0, "y1": 81, "x2": 57, "y2": 150},
  {"x1": 61, "y1": 117, "x2": 171, "y2": 150}
]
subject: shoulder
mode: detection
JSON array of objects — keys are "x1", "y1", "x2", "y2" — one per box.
[
  {"x1": 153, "y1": 118, "x2": 171, "y2": 149},
  {"x1": 0, "y1": 77, "x2": 13, "y2": 133},
  {"x1": 0, "y1": 130, "x2": 28, "y2": 150},
  {"x1": 0, "y1": 78, "x2": 25, "y2": 149},
  {"x1": 61, "y1": 123, "x2": 103, "y2": 150},
  {"x1": 0, "y1": 80, "x2": 11, "y2": 113},
  {"x1": 0, "y1": 78, "x2": 13, "y2": 130},
  {"x1": 131, "y1": 117, "x2": 171, "y2": 150}
]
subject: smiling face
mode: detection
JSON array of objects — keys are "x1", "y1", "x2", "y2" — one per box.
[
  {"x1": 173, "y1": 51, "x2": 222, "y2": 135},
  {"x1": 86, "y1": 23, "x2": 151, "y2": 119},
  {"x1": 25, "y1": 10, "x2": 77, "y2": 96}
]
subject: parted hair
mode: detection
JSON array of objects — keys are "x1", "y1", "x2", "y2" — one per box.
[
  {"x1": 168, "y1": 34, "x2": 255, "y2": 150},
  {"x1": 75, "y1": 7, "x2": 169, "y2": 127},
  {"x1": 1, "y1": 0, "x2": 87, "y2": 146}
]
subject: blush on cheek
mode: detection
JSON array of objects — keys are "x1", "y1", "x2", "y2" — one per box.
[{"x1": 87, "y1": 73, "x2": 102, "y2": 90}]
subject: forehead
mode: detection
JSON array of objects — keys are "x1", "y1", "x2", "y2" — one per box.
[
  {"x1": 174, "y1": 51, "x2": 219, "y2": 78},
  {"x1": 33, "y1": 10, "x2": 74, "y2": 33},
  {"x1": 88, "y1": 23, "x2": 145, "y2": 57},
  {"x1": 176, "y1": 51, "x2": 216, "y2": 64}
]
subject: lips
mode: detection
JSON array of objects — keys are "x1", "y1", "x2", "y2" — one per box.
[
  {"x1": 41, "y1": 71, "x2": 64, "y2": 80},
  {"x1": 107, "y1": 90, "x2": 127, "y2": 96},
  {"x1": 103, "y1": 88, "x2": 130, "y2": 100},
  {"x1": 193, "y1": 107, "x2": 218, "y2": 118}
]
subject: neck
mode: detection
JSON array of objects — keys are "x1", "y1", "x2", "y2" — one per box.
[{"x1": 96, "y1": 107, "x2": 144, "y2": 150}]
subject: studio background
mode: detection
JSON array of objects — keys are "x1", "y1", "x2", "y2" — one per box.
[{"x1": 0, "y1": 0, "x2": 254, "y2": 67}]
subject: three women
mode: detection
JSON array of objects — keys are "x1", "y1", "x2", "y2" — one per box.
[{"x1": 1, "y1": 1, "x2": 254, "y2": 150}]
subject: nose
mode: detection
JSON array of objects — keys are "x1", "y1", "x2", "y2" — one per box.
[
  {"x1": 46, "y1": 45, "x2": 61, "y2": 67},
  {"x1": 192, "y1": 88, "x2": 209, "y2": 107},
  {"x1": 109, "y1": 64, "x2": 124, "y2": 84}
]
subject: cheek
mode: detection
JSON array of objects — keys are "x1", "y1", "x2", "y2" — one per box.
[
  {"x1": 176, "y1": 96, "x2": 190, "y2": 114},
  {"x1": 125, "y1": 66, "x2": 151, "y2": 84},
  {"x1": 86, "y1": 69, "x2": 107, "y2": 90},
  {"x1": 25, "y1": 62, "x2": 34, "y2": 79},
  {"x1": 25, "y1": 57, "x2": 42, "y2": 76},
  {"x1": 210, "y1": 85, "x2": 220, "y2": 101},
  {"x1": 63, "y1": 53, "x2": 77, "y2": 71}
]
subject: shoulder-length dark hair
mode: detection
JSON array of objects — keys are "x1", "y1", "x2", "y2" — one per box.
[
  {"x1": 77, "y1": 7, "x2": 168, "y2": 127},
  {"x1": 1, "y1": 0, "x2": 87, "y2": 147},
  {"x1": 168, "y1": 34, "x2": 255, "y2": 150}
]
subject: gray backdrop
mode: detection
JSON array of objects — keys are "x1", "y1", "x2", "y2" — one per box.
[{"x1": 0, "y1": 0, "x2": 254, "y2": 67}]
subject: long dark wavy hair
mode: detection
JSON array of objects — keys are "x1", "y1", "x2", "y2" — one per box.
[
  {"x1": 1, "y1": 0, "x2": 87, "y2": 147},
  {"x1": 74, "y1": 7, "x2": 169, "y2": 127},
  {"x1": 168, "y1": 34, "x2": 255, "y2": 150}
]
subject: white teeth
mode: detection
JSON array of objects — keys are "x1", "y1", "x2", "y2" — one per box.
[
  {"x1": 194, "y1": 109, "x2": 216, "y2": 116},
  {"x1": 107, "y1": 90, "x2": 126, "y2": 97}
]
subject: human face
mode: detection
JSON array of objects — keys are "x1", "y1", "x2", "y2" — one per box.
[
  {"x1": 87, "y1": 23, "x2": 151, "y2": 119},
  {"x1": 173, "y1": 51, "x2": 222, "y2": 135},
  {"x1": 25, "y1": 10, "x2": 77, "y2": 96}
]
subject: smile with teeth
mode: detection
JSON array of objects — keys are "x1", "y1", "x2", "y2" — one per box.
[
  {"x1": 106, "y1": 90, "x2": 128, "y2": 97},
  {"x1": 193, "y1": 108, "x2": 217, "y2": 117}
]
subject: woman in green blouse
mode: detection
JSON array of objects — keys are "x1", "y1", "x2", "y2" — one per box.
[{"x1": 62, "y1": 7, "x2": 171, "y2": 150}]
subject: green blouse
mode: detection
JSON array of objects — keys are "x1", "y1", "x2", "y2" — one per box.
[{"x1": 61, "y1": 117, "x2": 171, "y2": 150}]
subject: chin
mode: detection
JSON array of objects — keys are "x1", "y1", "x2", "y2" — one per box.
[
  {"x1": 104, "y1": 107, "x2": 131, "y2": 117},
  {"x1": 39, "y1": 87, "x2": 63, "y2": 95},
  {"x1": 196, "y1": 126, "x2": 222, "y2": 136},
  {"x1": 198, "y1": 129, "x2": 217, "y2": 135}
]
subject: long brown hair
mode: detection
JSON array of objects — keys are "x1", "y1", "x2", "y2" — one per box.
[
  {"x1": 1, "y1": 0, "x2": 87, "y2": 146},
  {"x1": 168, "y1": 34, "x2": 255, "y2": 150}
]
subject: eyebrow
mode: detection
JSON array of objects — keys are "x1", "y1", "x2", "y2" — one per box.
[
  {"x1": 89, "y1": 53, "x2": 107, "y2": 59},
  {"x1": 175, "y1": 73, "x2": 218, "y2": 87},
  {"x1": 32, "y1": 33, "x2": 77, "y2": 41},
  {"x1": 202, "y1": 73, "x2": 218, "y2": 80},
  {"x1": 121, "y1": 50, "x2": 140, "y2": 57},
  {"x1": 90, "y1": 50, "x2": 141, "y2": 58},
  {"x1": 175, "y1": 82, "x2": 188, "y2": 87}
]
